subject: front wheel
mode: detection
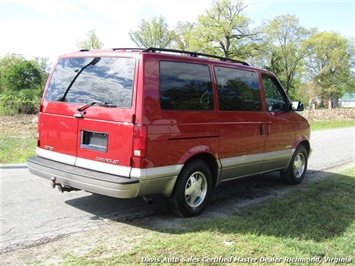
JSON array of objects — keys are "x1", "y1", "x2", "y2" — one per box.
[
  {"x1": 281, "y1": 145, "x2": 308, "y2": 185},
  {"x1": 168, "y1": 160, "x2": 212, "y2": 217}
]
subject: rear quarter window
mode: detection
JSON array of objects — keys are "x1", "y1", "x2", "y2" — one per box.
[
  {"x1": 159, "y1": 61, "x2": 213, "y2": 110},
  {"x1": 46, "y1": 57, "x2": 135, "y2": 108}
]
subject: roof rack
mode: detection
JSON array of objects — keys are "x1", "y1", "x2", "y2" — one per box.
[
  {"x1": 112, "y1": 48, "x2": 146, "y2": 52},
  {"x1": 143, "y1": 47, "x2": 249, "y2": 66}
]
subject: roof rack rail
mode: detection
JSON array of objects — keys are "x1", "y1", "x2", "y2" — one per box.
[
  {"x1": 143, "y1": 47, "x2": 249, "y2": 66},
  {"x1": 112, "y1": 48, "x2": 146, "y2": 52}
]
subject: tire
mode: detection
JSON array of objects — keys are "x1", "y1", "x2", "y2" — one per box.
[
  {"x1": 281, "y1": 145, "x2": 308, "y2": 185},
  {"x1": 168, "y1": 160, "x2": 212, "y2": 217}
]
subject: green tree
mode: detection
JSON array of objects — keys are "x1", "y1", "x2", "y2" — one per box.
[
  {"x1": 34, "y1": 56, "x2": 51, "y2": 90},
  {"x1": 192, "y1": 0, "x2": 256, "y2": 59},
  {"x1": 129, "y1": 16, "x2": 175, "y2": 48},
  {"x1": 34, "y1": 56, "x2": 51, "y2": 73},
  {"x1": 302, "y1": 32, "x2": 354, "y2": 103},
  {"x1": 0, "y1": 53, "x2": 26, "y2": 93},
  {"x1": 0, "y1": 56, "x2": 44, "y2": 114},
  {"x1": 2, "y1": 60, "x2": 42, "y2": 92},
  {"x1": 77, "y1": 30, "x2": 104, "y2": 50},
  {"x1": 172, "y1": 21, "x2": 196, "y2": 50},
  {"x1": 260, "y1": 15, "x2": 315, "y2": 96}
]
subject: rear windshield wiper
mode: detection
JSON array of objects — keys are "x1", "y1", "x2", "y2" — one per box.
[
  {"x1": 77, "y1": 101, "x2": 117, "y2": 112},
  {"x1": 59, "y1": 57, "x2": 101, "y2": 102}
]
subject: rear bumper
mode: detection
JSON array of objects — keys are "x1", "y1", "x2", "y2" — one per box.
[{"x1": 27, "y1": 156, "x2": 140, "y2": 198}]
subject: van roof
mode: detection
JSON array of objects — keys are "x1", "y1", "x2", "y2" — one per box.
[{"x1": 69, "y1": 47, "x2": 249, "y2": 66}]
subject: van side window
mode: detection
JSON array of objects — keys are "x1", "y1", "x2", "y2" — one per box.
[
  {"x1": 160, "y1": 61, "x2": 213, "y2": 110},
  {"x1": 261, "y1": 75, "x2": 289, "y2": 112},
  {"x1": 214, "y1": 67, "x2": 261, "y2": 111}
]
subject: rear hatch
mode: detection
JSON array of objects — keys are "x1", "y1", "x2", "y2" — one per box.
[{"x1": 37, "y1": 53, "x2": 137, "y2": 176}]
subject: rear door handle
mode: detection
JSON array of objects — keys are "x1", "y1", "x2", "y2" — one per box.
[{"x1": 267, "y1": 124, "x2": 270, "y2": 135}]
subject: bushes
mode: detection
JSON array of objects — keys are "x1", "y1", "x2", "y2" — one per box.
[
  {"x1": 0, "y1": 91, "x2": 40, "y2": 115},
  {"x1": 0, "y1": 54, "x2": 48, "y2": 115}
]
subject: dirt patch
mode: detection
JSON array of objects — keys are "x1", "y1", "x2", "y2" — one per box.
[{"x1": 0, "y1": 115, "x2": 37, "y2": 138}]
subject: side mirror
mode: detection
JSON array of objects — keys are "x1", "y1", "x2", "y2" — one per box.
[{"x1": 291, "y1": 101, "x2": 304, "y2": 111}]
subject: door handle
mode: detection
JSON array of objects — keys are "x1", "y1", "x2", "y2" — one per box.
[{"x1": 260, "y1": 124, "x2": 271, "y2": 136}]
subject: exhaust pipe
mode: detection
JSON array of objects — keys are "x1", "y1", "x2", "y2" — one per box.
[
  {"x1": 51, "y1": 177, "x2": 80, "y2": 193},
  {"x1": 142, "y1": 195, "x2": 153, "y2": 204}
]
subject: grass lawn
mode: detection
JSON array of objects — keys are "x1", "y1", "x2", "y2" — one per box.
[
  {"x1": 60, "y1": 167, "x2": 355, "y2": 265},
  {"x1": 309, "y1": 120, "x2": 355, "y2": 131},
  {"x1": 0, "y1": 137, "x2": 36, "y2": 164},
  {"x1": 0, "y1": 115, "x2": 37, "y2": 164}
]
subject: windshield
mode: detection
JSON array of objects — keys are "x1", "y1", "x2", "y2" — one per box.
[{"x1": 46, "y1": 57, "x2": 135, "y2": 108}]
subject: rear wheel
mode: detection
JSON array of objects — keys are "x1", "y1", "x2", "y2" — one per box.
[
  {"x1": 281, "y1": 145, "x2": 308, "y2": 185},
  {"x1": 168, "y1": 160, "x2": 212, "y2": 217}
]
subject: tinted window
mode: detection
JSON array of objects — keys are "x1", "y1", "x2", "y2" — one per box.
[
  {"x1": 160, "y1": 61, "x2": 213, "y2": 110},
  {"x1": 214, "y1": 67, "x2": 261, "y2": 111},
  {"x1": 262, "y1": 75, "x2": 289, "y2": 112},
  {"x1": 46, "y1": 57, "x2": 135, "y2": 108}
]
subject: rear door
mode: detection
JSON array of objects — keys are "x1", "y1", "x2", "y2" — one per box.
[
  {"x1": 40, "y1": 56, "x2": 137, "y2": 175},
  {"x1": 75, "y1": 109, "x2": 134, "y2": 176}
]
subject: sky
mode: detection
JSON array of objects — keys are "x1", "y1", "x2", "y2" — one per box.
[{"x1": 0, "y1": 0, "x2": 354, "y2": 65}]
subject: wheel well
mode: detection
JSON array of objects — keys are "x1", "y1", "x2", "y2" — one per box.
[
  {"x1": 183, "y1": 153, "x2": 218, "y2": 188},
  {"x1": 299, "y1": 140, "x2": 311, "y2": 155}
]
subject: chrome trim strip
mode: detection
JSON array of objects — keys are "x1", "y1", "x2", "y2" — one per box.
[
  {"x1": 221, "y1": 153, "x2": 264, "y2": 168},
  {"x1": 220, "y1": 150, "x2": 292, "y2": 168},
  {"x1": 263, "y1": 149, "x2": 293, "y2": 162},
  {"x1": 75, "y1": 157, "x2": 131, "y2": 177},
  {"x1": 36, "y1": 147, "x2": 76, "y2": 165},
  {"x1": 130, "y1": 164, "x2": 183, "y2": 179}
]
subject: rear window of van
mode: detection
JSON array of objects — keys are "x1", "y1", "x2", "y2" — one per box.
[{"x1": 46, "y1": 57, "x2": 135, "y2": 108}]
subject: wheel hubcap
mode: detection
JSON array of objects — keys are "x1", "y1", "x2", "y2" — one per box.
[
  {"x1": 185, "y1": 171, "x2": 207, "y2": 208},
  {"x1": 293, "y1": 152, "x2": 306, "y2": 178}
]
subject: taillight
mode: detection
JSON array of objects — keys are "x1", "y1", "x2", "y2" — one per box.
[
  {"x1": 133, "y1": 125, "x2": 147, "y2": 158},
  {"x1": 37, "y1": 133, "x2": 40, "y2": 147}
]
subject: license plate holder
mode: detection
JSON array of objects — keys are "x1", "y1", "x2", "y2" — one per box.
[{"x1": 80, "y1": 130, "x2": 108, "y2": 152}]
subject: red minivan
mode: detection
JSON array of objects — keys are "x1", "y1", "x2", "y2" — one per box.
[{"x1": 27, "y1": 48, "x2": 311, "y2": 217}]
